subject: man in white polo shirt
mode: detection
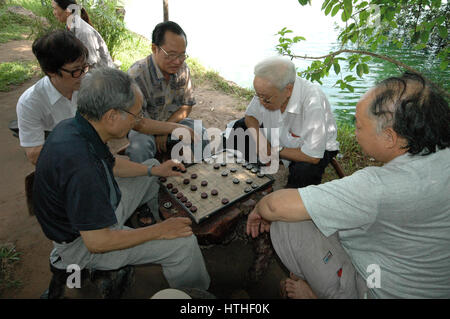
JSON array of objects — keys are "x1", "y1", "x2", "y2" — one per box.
[
  {"x1": 226, "y1": 56, "x2": 339, "y2": 188},
  {"x1": 16, "y1": 30, "x2": 89, "y2": 165}
]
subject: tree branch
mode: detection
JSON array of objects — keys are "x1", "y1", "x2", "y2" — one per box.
[{"x1": 283, "y1": 49, "x2": 450, "y2": 99}]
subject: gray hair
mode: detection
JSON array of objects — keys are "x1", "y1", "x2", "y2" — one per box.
[
  {"x1": 78, "y1": 67, "x2": 140, "y2": 121},
  {"x1": 254, "y1": 56, "x2": 297, "y2": 91}
]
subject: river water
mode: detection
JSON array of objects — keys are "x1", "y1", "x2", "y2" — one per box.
[{"x1": 124, "y1": 0, "x2": 449, "y2": 123}]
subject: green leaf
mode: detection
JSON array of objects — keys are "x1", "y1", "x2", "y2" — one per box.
[
  {"x1": 324, "y1": 1, "x2": 335, "y2": 15},
  {"x1": 331, "y1": 3, "x2": 341, "y2": 17},
  {"x1": 438, "y1": 26, "x2": 448, "y2": 40},
  {"x1": 362, "y1": 63, "x2": 369, "y2": 74},
  {"x1": 356, "y1": 64, "x2": 364, "y2": 78},
  {"x1": 440, "y1": 59, "x2": 448, "y2": 71},
  {"x1": 333, "y1": 62, "x2": 341, "y2": 75},
  {"x1": 322, "y1": 0, "x2": 332, "y2": 10},
  {"x1": 420, "y1": 30, "x2": 430, "y2": 43}
]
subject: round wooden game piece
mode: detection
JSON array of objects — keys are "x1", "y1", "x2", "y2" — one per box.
[
  {"x1": 183, "y1": 178, "x2": 190, "y2": 185},
  {"x1": 185, "y1": 201, "x2": 192, "y2": 208},
  {"x1": 230, "y1": 168, "x2": 237, "y2": 173},
  {"x1": 246, "y1": 164, "x2": 253, "y2": 170},
  {"x1": 190, "y1": 185, "x2": 197, "y2": 191},
  {"x1": 220, "y1": 162, "x2": 227, "y2": 166},
  {"x1": 180, "y1": 196, "x2": 187, "y2": 203},
  {"x1": 181, "y1": 168, "x2": 187, "y2": 173},
  {"x1": 214, "y1": 163, "x2": 220, "y2": 169},
  {"x1": 163, "y1": 201, "x2": 172, "y2": 209},
  {"x1": 251, "y1": 168, "x2": 258, "y2": 174},
  {"x1": 242, "y1": 163, "x2": 247, "y2": 168},
  {"x1": 233, "y1": 178, "x2": 240, "y2": 184},
  {"x1": 176, "y1": 192, "x2": 183, "y2": 199},
  {"x1": 251, "y1": 183, "x2": 259, "y2": 189},
  {"x1": 244, "y1": 187, "x2": 252, "y2": 193},
  {"x1": 159, "y1": 177, "x2": 167, "y2": 182},
  {"x1": 171, "y1": 188, "x2": 178, "y2": 194},
  {"x1": 190, "y1": 206, "x2": 197, "y2": 213},
  {"x1": 221, "y1": 198, "x2": 229, "y2": 205},
  {"x1": 201, "y1": 192, "x2": 208, "y2": 199},
  {"x1": 201, "y1": 180, "x2": 208, "y2": 187},
  {"x1": 191, "y1": 173, "x2": 198, "y2": 179},
  {"x1": 211, "y1": 189, "x2": 218, "y2": 196},
  {"x1": 246, "y1": 179, "x2": 253, "y2": 184},
  {"x1": 257, "y1": 172, "x2": 265, "y2": 178},
  {"x1": 166, "y1": 183, "x2": 173, "y2": 189},
  {"x1": 221, "y1": 171, "x2": 228, "y2": 177}
]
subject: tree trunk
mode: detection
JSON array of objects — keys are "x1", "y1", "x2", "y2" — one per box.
[{"x1": 163, "y1": 0, "x2": 169, "y2": 21}]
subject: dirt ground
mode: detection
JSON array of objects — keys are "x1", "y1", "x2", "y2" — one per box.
[{"x1": 0, "y1": 39, "x2": 289, "y2": 299}]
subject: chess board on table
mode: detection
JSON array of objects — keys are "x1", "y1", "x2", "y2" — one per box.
[{"x1": 159, "y1": 150, "x2": 274, "y2": 224}]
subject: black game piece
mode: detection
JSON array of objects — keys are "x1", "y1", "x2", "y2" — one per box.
[
  {"x1": 201, "y1": 192, "x2": 208, "y2": 199},
  {"x1": 220, "y1": 162, "x2": 227, "y2": 166},
  {"x1": 190, "y1": 185, "x2": 197, "y2": 191},
  {"x1": 191, "y1": 173, "x2": 198, "y2": 179},
  {"x1": 244, "y1": 187, "x2": 252, "y2": 193},
  {"x1": 214, "y1": 163, "x2": 220, "y2": 169},
  {"x1": 190, "y1": 206, "x2": 197, "y2": 213},
  {"x1": 221, "y1": 171, "x2": 228, "y2": 177},
  {"x1": 171, "y1": 188, "x2": 178, "y2": 194},
  {"x1": 252, "y1": 183, "x2": 259, "y2": 189},
  {"x1": 221, "y1": 198, "x2": 229, "y2": 205},
  {"x1": 176, "y1": 192, "x2": 183, "y2": 199},
  {"x1": 230, "y1": 168, "x2": 237, "y2": 173},
  {"x1": 201, "y1": 180, "x2": 208, "y2": 187},
  {"x1": 246, "y1": 179, "x2": 253, "y2": 184},
  {"x1": 211, "y1": 189, "x2": 218, "y2": 196},
  {"x1": 233, "y1": 178, "x2": 240, "y2": 184},
  {"x1": 257, "y1": 172, "x2": 265, "y2": 178},
  {"x1": 180, "y1": 196, "x2": 187, "y2": 203},
  {"x1": 166, "y1": 183, "x2": 173, "y2": 189},
  {"x1": 251, "y1": 168, "x2": 258, "y2": 174},
  {"x1": 185, "y1": 202, "x2": 192, "y2": 208},
  {"x1": 183, "y1": 178, "x2": 190, "y2": 185},
  {"x1": 159, "y1": 177, "x2": 167, "y2": 182}
]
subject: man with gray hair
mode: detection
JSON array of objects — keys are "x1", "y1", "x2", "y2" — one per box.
[
  {"x1": 247, "y1": 72, "x2": 450, "y2": 298},
  {"x1": 225, "y1": 56, "x2": 339, "y2": 188},
  {"x1": 32, "y1": 67, "x2": 210, "y2": 293}
]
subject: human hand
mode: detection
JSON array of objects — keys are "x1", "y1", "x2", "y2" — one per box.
[
  {"x1": 157, "y1": 217, "x2": 193, "y2": 239},
  {"x1": 151, "y1": 159, "x2": 185, "y2": 177},
  {"x1": 156, "y1": 134, "x2": 168, "y2": 153},
  {"x1": 246, "y1": 208, "x2": 271, "y2": 238}
]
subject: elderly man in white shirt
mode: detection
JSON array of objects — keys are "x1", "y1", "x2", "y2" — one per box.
[
  {"x1": 16, "y1": 30, "x2": 89, "y2": 165},
  {"x1": 226, "y1": 56, "x2": 339, "y2": 188}
]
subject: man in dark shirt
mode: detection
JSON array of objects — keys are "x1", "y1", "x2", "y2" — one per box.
[{"x1": 33, "y1": 67, "x2": 210, "y2": 290}]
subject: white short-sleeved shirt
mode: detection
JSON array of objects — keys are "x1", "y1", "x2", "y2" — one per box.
[
  {"x1": 245, "y1": 77, "x2": 339, "y2": 166},
  {"x1": 68, "y1": 16, "x2": 115, "y2": 69},
  {"x1": 16, "y1": 76, "x2": 78, "y2": 147},
  {"x1": 299, "y1": 148, "x2": 450, "y2": 298}
]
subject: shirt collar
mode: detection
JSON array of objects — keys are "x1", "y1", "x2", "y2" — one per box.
[
  {"x1": 285, "y1": 77, "x2": 302, "y2": 114},
  {"x1": 150, "y1": 54, "x2": 168, "y2": 82},
  {"x1": 44, "y1": 76, "x2": 64, "y2": 105},
  {"x1": 74, "y1": 111, "x2": 114, "y2": 163}
]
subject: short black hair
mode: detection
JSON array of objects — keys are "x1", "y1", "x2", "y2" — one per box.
[
  {"x1": 152, "y1": 21, "x2": 187, "y2": 47},
  {"x1": 32, "y1": 30, "x2": 89, "y2": 76},
  {"x1": 371, "y1": 72, "x2": 450, "y2": 155}
]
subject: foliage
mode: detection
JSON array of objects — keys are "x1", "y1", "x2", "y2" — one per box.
[
  {"x1": 0, "y1": 244, "x2": 22, "y2": 294},
  {"x1": 0, "y1": 6, "x2": 33, "y2": 43},
  {"x1": 276, "y1": 0, "x2": 449, "y2": 96},
  {"x1": 0, "y1": 61, "x2": 40, "y2": 91}
]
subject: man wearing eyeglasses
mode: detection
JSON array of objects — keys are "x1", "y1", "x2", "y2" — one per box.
[
  {"x1": 127, "y1": 21, "x2": 209, "y2": 163},
  {"x1": 225, "y1": 56, "x2": 339, "y2": 189},
  {"x1": 16, "y1": 30, "x2": 90, "y2": 165}
]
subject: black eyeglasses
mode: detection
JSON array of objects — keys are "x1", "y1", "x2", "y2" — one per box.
[
  {"x1": 122, "y1": 109, "x2": 144, "y2": 123},
  {"x1": 159, "y1": 46, "x2": 188, "y2": 61},
  {"x1": 60, "y1": 64, "x2": 90, "y2": 78}
]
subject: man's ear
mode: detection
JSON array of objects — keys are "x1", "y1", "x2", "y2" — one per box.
[
  {"x1": 285, "y1": 83, "x2": 294, "y2": 97},
  {"x1": 382, "y1": 127, "x2": 398, "y2": 149},
  {"x1": 102, "y1": 109, "x2": 118, "y2": 124},
  {"x1": 151, "y1": 43, "x2": 158, "y2": 55}
]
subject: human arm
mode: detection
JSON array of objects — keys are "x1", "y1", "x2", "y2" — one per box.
[
  {"x1": 24, "y1": 146, "x2": 43, "y2": 165},
  {"x1": 246, "y1": 189, "x2": 311, "y2": 238},
  {"x1": 112, "y1": 156, "x2": 185, "y2": 178},
  {"x1": 80, "y1": 217, "x2": 193, "y2": 253}
]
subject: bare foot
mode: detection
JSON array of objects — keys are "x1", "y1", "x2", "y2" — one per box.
[{"x1": 280, "y1": 272, "x2": 318, "y2": 299}]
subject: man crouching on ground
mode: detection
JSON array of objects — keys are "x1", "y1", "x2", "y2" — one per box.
[{"x1": 33, "y1": 67, "x2": 210, "y2": 291}]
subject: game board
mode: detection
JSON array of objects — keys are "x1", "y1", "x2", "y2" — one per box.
[{"x1": 159, "y1": 150, "x2": 274, "y2": 224}]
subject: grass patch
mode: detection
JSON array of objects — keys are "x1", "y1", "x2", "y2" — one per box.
[
  {"x1": 114, "y1": 31, "x2": 152, "y2": 72},
  {"x1": 0, "y1": 6, "x2": 33, "y2": 43},
  {"x1": 0, "y1": 244, "x2": 22, "y2": 296},
  {"x1": 0, "y1": 61, "x2": 40, "y2": 91}
]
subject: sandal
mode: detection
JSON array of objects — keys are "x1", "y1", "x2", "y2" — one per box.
[{"x1": 135, "y1": 205, "x2": 156, "y2": 227}]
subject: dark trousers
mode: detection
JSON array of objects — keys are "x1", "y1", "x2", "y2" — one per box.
[{"x1": 225, "y1": 117, "x2": 338, "y2": 188}]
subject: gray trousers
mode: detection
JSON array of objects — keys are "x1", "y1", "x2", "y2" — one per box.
[
  {"x1": 126, "y1": 118, "x2": 210, "y2": 163},
  {"x1": 51, "y1": 159, "x2": 210, "y2": 290},
  {"x1": 270, "y1": 220, "x2": 367, "y2": 298}
]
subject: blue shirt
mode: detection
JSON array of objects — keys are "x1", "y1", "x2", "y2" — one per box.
[{"x1": 33, "y1": 111, "x2": 121, "y2": 243}]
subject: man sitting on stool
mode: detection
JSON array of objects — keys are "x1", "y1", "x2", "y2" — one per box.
[
  {"x1": 33, "y1": 68, "x2": 210, "y2": 293},
  {"x1": 225, "y1": 56, "x2": 339, "y2": 188}
]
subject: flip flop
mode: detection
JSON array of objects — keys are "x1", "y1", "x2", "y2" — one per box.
[{"x1": 135, "y1": 205, "x2": 156, "y2": 227}]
